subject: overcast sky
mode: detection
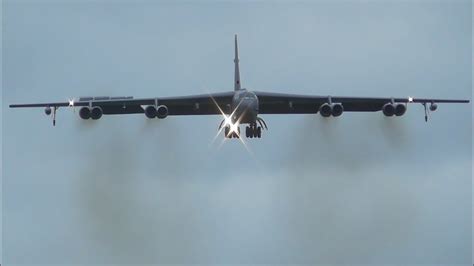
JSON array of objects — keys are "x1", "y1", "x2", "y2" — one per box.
[{"x1": 2, "y1": 0, "x2": 472, "y2": 265}]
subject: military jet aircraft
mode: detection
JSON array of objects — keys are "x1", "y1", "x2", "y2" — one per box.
[{"x1": 10, "y1": 35, "x2": 470, "y2": 138}]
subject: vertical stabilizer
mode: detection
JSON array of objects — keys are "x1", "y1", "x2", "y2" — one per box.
[{"x1": 234, "y1": 34, "x2": 241, "y2": 91}]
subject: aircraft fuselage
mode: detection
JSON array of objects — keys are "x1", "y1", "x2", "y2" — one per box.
[{"x1": 231, "y1": 89, "x2": 259, "y2": 124}]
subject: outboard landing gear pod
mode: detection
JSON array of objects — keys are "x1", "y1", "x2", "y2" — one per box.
[
  {"x1": 44, "y1": 106, "x2": 58, "y2": 126},
  {"x1": 422, "y1": 101, "x2": 438, "y2": 122}
]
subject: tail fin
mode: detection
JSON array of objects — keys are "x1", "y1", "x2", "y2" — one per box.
[{"x1": 234, "y1": 34, "x2": 241, "y2": 91}]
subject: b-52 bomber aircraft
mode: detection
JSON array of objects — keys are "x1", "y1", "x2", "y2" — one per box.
[{"x1": 10, "y1": 35, "x2": 470, "y2": 139}]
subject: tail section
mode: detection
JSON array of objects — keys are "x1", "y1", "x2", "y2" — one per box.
[{"x1": 234, "y1": 34, "x2": 241, "y2": 91}]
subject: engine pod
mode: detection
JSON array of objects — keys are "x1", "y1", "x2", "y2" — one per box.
[
  {"x1": 319, "y1": 103, "x2": 332, "y2": 117},
  {"x1": 90, "y1": 106, "x2": 103, "y2": 120},
  {"x1": 394, "y1": 103, "x2": 406, "y2": 116},
  {"x1": 156, "y1": 105, "x2": 168, "y2": 119},
  {"x1": 382, "y1": 103, "x2": 395, "y2": 117},
  {"x1": 332, "y1": 103, "x2": 344, "y2": 117},
  {"x1": 79, "y1": 107, "x2": 91, "y2": 120},
  {"x1": 144, "y1": 105, "x2": 157, "y2": 118}
]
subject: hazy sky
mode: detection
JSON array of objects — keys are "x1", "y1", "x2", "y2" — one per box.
[{"x1": 2, "y1": 0, "x2": 472, "y2": 264}]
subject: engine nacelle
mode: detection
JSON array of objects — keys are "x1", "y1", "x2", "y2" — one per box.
[
  {"x1": 79, "y1": 107, "x2": 91, "y2": 120},
  {"x1": 157, "y1": 105, "x2": 168, "y2": 119},
  {"x1": 382, "y1": 103, "x2": 395, "y2": 117},
  {"x1": 90, "y1": 106, "x2": 103, "y2": 120},
  {"x1": 332, "y1": 103, "x2": 344, "y2": 117},
  {"x1": 394, "y1": 103, "x2": 406, "y2": 116},
  {"x1": 319, "y1": 103, "x2": 344, "y2": 117},
  {"x1": 319, "y1": 103, "x2": 332, "y2": 117},
  {"x1": 144, "y1": 105, "x2": 157, "y2": 118},
  {"x1": 429, "y1": 103, "x2": 438, "y2": 111}
]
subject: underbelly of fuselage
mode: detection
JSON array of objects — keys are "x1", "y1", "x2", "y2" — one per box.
[{"x1": 231, "y1": 99, "x2": 258, "y2": 124}]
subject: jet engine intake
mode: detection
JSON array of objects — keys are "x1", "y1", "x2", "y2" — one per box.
[
  {"x1": 79, "y1": 106, "x2": 91, "y2": 120},
  {"x1": 332, "y1": 103, "x2": 344, "y2": 117},
  {"x1": 144, "y1": 105, "x2": 157, "y2": 118},
  {"x1": 157, "y1": 105, "x2": 168, "y2": 119},
  {"x1": 382, "y1": 103, "x2": 395, "y2": 117},
  {"x1": 394, "y1": 103, "x2": 407, "y2": 116},
  {"x1": 319, "y1": 103, "x2": 343, "y2": 117},
  {"x1": 90, "y1": 106, "x2": 103, "y2": 120},
  {"x1": 319, "y1": 103, "x2": 332, "y2": 117}
]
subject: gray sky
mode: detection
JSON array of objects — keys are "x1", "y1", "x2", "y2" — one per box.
[{"x1": 2, "y1": 0, "x2": 472, "y2": 264}]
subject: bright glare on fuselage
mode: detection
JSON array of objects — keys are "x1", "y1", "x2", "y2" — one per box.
[{"x1": 230, "y1": 122, "x2": 239, "y2": 133}]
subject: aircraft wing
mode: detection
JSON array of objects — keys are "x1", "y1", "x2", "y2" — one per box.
[
  {"x1": 9, "y1": 92, "x2": 234, "y2": 115},
  {"x1": 255, "y1": 92, "x2": 469, "y2": 114}
]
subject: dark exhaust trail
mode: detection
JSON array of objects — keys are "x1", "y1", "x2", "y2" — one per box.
[
  {"x1": 276, "y1": 115, "x2": 418, "y2": 261},
  {"x1": 75, "y1": 119, "x2": 201, "y2": 263}
]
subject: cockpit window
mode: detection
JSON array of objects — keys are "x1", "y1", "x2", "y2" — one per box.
[{"x1": 236, "y1": 90, "x2": 257, "y2": 100}]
